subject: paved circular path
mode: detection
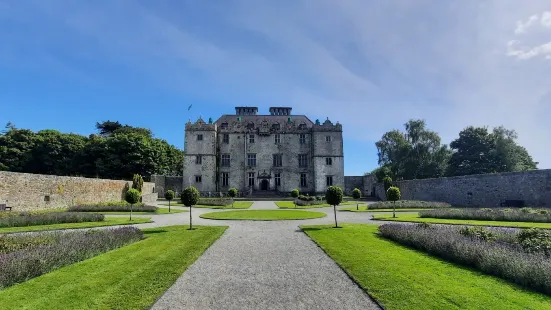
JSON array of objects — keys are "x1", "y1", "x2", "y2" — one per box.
[{"x1": 144, "y1": 201, "x2": 385, "y2": 310}]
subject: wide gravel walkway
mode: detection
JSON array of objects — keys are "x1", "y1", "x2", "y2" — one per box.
[{"x1": 151, "y1": 201, "x2": 380, "y2": 310}]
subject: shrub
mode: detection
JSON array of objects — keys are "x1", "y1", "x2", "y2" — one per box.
[
  {"x1": 164, "y1": 190, "x2": 175, "y2": 201},
  {"x1": 383, "y1": 176, "x2": 393, "y2": 192},
  {"x1": 518, "y1": 228, "x2": 551, "y2": 257},
  {"x1": 352, "y1": 188, "x2": 361, "y2": 200},
  {"x1": 379, "y1": 223, "x2": 551, "y2": 295},
  {"x1": 228, "y1": 188, "x2": 238, "y2": 198},
  {"x1": 420, "y1": 208, "x2": 551, "y2": 223},
  {"x1": 386, "y1": 187, "x2": 401, "y2": 202},
  {"x1": 197, "y1": 198, "x2": 232, "y2": 206},
  {"x1": 74, "y1": 200, "x2": 145, "y2": 208},
  {"x1": 68, "y1": 204, "x2": 157, "y2": 213},
  {"x1": 0, "y1": 212, "x2": 104, "y2": 228},
  {"x1": 368, "y1": 200, "x2": 451, "y2": 210},
  {"x1": 326, "y1": 186, "x2": 343, "y2": 228},
  {"x1": 132, "y1": 174, "x2": 144, "y2": 192},
  {"x1": 0, "y1": 227, "x2": 143, "y2": 289},
  {"x1": 295, "y1": 199, "x2": 325, "y2": 206},
  {"x1": 290, "y1": 189, "x2": 299, "y2": 198},
  {"x1": 480, "y1": 208, "x2": 493, "y2": 212},
  {"x1": 181, "y1": 186, "x2": 200, "y2": 207},
  {"x1": 125, "y1": 189, "x2": 141, "y2": 205},
  {"x1": 459, "y1": 226, "x2": 497, "y2": 242}
]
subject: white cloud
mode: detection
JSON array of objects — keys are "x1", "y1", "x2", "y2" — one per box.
[
  {"x1": 515, "y1": 14, "x2": 539, "y2": 34},
  {"x1": 541, "y1": 11, "x2": 551, "y2": 27}
]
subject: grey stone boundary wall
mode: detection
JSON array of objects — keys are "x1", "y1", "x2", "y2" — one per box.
[
  {"x1": 374, "y1": 169, "x2": 551, "y2": 207},
  {"x1": 0, "y1": 171, "x2": 156, "y2": 211}
]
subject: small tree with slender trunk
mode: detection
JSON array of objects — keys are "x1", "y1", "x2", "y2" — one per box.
[
  {"x1": 228, "y1": 188, "x2": 238, "y2": 208},
  {"x1": 291, "y1": 189, "x2": 299, "y2": 208},
  {"x1": 125, "y1": 188, "x2": 141, "y2": 221},
  {"x1": 386, "y1": 186, "x2": 401, "y2": 218},
  {"x1": 164, "y1": 190, "x2": 175, "y2": 212},
  {"x1": 181, "y1": 186, "x2": 200, "y2": 230},
  {"x1": 352, "y1": 188, "x2": 361, "y2": 211},
  {"x1": 326, "y1": 186, "x2": 343, "y2": 228},
  {"x1": 383, "y1": 177, "x2": 393, "y2": 193}
]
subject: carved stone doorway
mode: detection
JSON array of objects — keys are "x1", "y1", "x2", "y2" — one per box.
[{"x1": 260, "y1": 179, "x2": 269, "y2": 191}]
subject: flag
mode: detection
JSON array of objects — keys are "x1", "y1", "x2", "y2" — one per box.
[{"x1": 188, "y1": 104, "x2": 193, "y2": 111}]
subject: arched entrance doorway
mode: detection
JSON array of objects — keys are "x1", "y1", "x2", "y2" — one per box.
[{"x1": 260, "y1": 179, "x2": 269, "y2": 191}]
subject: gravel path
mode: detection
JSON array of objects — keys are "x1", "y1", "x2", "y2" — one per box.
[{"x1": 151, "y1": 202, "x2": 380, "y2": 310}]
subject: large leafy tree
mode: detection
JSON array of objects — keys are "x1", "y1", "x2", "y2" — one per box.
[
  {"x1": 375, "y1": 120, "x2": 451, "y2": 180},
  {"x1": 0, "y1": 125, "x2": 36, "y2": 172},
  {"x1": 447, "y1": 126, "x2": 537, "y2": 176}
]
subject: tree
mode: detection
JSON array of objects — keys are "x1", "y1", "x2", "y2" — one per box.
[
  {"x1": 386, "y1": 187, "x2": 401, "y2": 218},
  {"x1": 372, "y1": 166, "x2": 392, "y2": 182},
  {"x1": 181, "y1": 186, "x2": 200, "y2": 230},
  {"x1": 125, "y1": 188, "x2": 141, "y2": 221},
  {"x1": 164, "y1": 190, "x2": 175, "y2": 212},
  {"x1": 352, "y1": 188, "x2": 361, "y2": 210},
  {"x1": 132, "y1": 174, "x2": 144, "y2": 192},
  {"x1": 291, "y1": 189, "x2": 299, "y2": 208},
  {"x1": 326, "y1": 186, "x2": 343, "y2": 228},
  {"x1": 228, "y1": 188, "x2": 238, "y2": 208},
  {"x1": 376, "y1": 120, "x2": 451, "y2": 180},
  {"x1": 383, "y1": 177, "x2": 393, "y2": 193}
]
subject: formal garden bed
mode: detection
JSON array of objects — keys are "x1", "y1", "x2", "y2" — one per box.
[
  {"x1": 0, "y1": 212, "x2": 104, "y2": 228},
  {"x1": 379, "y1": 223, "x2": 551, "y2": 296},
  {"x1": 302, "y1": 224, "x2": 551, "y2": 309},
  {"x1": 339, "y1": 206, "x2": 432, "y2": 212},
  {"x1": 0, "y1": 227, "x2": 143, "y2": 289},
  {"x1": 200, "y1": 210, "x2": 326, "y2": 221},
  {"x1": 0, "y1": 225, "x2": 227, "y2": 309},
  {"x1": 368, "y1": 200, "x2": 451, "y2": 210},
  {"x1": 160, "y1": 199, "x2": 252, "y2": 209},
  {"x1": 420, "y1": 207, "x2": 551, "y2": 222}
]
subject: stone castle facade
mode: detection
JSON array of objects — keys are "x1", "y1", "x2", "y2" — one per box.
[{"x1": 183, "y1": 107, "x2": 344, "y2": 194}]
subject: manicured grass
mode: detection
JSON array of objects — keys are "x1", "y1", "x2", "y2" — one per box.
[
  {"x1": 372, "y1": 214, "x2": 551, "y2": 229},
  {"x1": 0, "y1": 217, "x2": 152, "y2": 234},
  {"x1": 160, "y1": 201, "x2": 253, "y2": 209},
  {"x1": 275, "y1": 201, "x2": 363, "y2": 209},
  {"x1": 200, "y1": 210, "x2": 326, "y2": 221},
  {"x1": 339, "y1": 206, "x2": 432, "y2": 212},
  {"x1": 87, "y1": 207, "x2": 187, "y2": 215},
  {"x1": 302, "y1": 224, "x2": 551, "y2": 309},
  {"x1": 0, "y1": 225, "x2": 227, "y2": 309}
]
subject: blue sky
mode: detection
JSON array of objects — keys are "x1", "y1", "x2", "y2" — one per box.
[{"x1": 1, "y1": 0, "x2": 550, "y2": 175}]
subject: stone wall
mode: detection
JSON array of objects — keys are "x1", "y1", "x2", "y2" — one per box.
[
  {"x1": 374, "y1": 169, "x2": 551, "y2": 207},
  {"x1": 0, "y1": 171, "x2": 156, "y2": 211},
  {"x1": 344, "y1": 176, "x2": 364, "y2": 196},
  {"x1": 151, "y1": 175, "x2": 184, "y2": 198}
]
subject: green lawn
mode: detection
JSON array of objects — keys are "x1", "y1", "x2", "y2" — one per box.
[
  {"x1": 200, "y1": 210, "x2": 326, "y2": 221},
  {"x1": 160, "y1": 201, "x2": 253, "y2": 209},
  {"x1": 275, "y1": 201, "x2": 363, "y2": 209},
  {"x1": 0, "y1": 217, "x2": 152, "y2": 233},
  {"x1": 372, "y1": 214, "x2": 551, "y2": 229},
  {"x1": 87, "y1": 207, "x2": 187, "y2": 215},
  {"x1": 339, "y1": 206, "x2": 432, "y2": 212},
  {"x1": 302, "y1": 224, "x2": 551, "y2": 309},
  {"x1": 0, "y1": 225, "x2": 227, "y2": 309}
]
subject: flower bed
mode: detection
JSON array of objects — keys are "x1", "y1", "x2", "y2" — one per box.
[
  {"x1": 0, "y1": 227, "x2": 143, "y2": 289},
  {"x1": 0, "y1": 212, "x2": 104, "y2": 228},
  {"x1": 74, "y1": 200, "x2": 145, "y2": 208},
  {"x1": 196, "y1": 198, "x2": 233, "y2": 206},
  {"x1": 69, "y1": 204, "x2": 157, "y2": 213},
  {"x1": 420, "y1": 208, "x2": 551, "y2": 223},
  {"x1": 379, "y1": 223, "x2": 551, "y2": 295},
  {"x1": 369, "y1": 200, "x2": 450, "y2": 210}
]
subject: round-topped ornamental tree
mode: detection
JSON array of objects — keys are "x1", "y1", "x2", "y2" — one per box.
[
  {"x1": 352, "y1": 188, "x2": 362, "y2": 211},
  {"x1": 291, "y1": 189, "x2": 299, "y2": 208},
  {"x1": 164, "y1": 190, "x2": 175, "y2": 212},
  {"x1": 181, "y1": 186, "x2": 200, "y2": 230},
  {"x1": 326, "y1": 186, "x2": 343, "y2": 228},
  {"x1": 228, "y1": 188, "x2": 238, "y2": 208},
  {"x1": 125, "y1": 188, "x2": 141, "y2": 221},
  {"x1": 386, "y1": 186, "x2": 401, "y2": 218}
]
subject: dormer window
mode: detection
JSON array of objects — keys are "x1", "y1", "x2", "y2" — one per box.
[
  {"x1": 221, "y1": 122, "x2": 228, "y2": 130},
  {"x1": 272, "y1": 123, "x2": 281, "y2": 131},
  {"x1": 247, "y1": 122, "x2": 255, "y2": 130},
  {"x1": 298, "y1": 123, "x2": 307, "y2": 130}
]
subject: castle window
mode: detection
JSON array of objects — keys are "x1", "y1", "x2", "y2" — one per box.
[
  {"x1": 300, "y1": 134, "x2": 306, "y2": 144},
  {"x1": 196, "y1": 155, "x2": 202, "y2": 165},
  {"x1": 249, "y1": 134, "x2": 255, "y2": 143},
  {"x1": 272, "y1": 123, "x2": 281, "y2": 131},
  {"x1": 326, "y1": 175, "x2": 333, "y2": 187},
  {"x1": 247, "y1": 122, "x2": 255, "y2": 130},
  {"x1": 221, "y1": 172, "x2": 229, "y2": 187},
  {"x1": 221, "y1": 122, "x2": 228, "y2": 130},
  {"x1": 221, "y1": 154, "x2": 231, "y2": 167},
  {"x1": 298, "y1": 123, "x2": 306, "y2": 130},
  {"x1": 195, "y1": 175, "x2": 202, "y2": 183},
  {"x1": 325, "y1": 136, "x2": 332, "y2": 142},
  {"x1": 275, "y1": 173, "x2": 281, "y2": 186},
  {"x1": 223, "y1": 134, "x2": 229, "y2": 144},
  {"x1": 300, "y1": 173, "x2": 307, "y2": 187},
  {"x1": 247, "y1": 153, "x2": 257, "y2": 166},
  {"x1": 273, "y1": 154, "x2": 282, "y2": 167},
  {"x1": 248, "y1": 172, "x2": 255, "y2": 187},
  {"x1": 274, "y1": 134, "x2": 280, "y2": 144},
  {"x1": 298, "y1": 154, "x2": 308, "y2": 168},
  {"x1": 197, "y1": 134, "x2": 203, "y2": 141},
  {"x1": 326, "y1": 157, "x2": 332, "y2": 165}
]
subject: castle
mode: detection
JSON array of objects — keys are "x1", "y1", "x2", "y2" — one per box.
[{"x1": 182, "y1": 107, "x2": 344, "y2": 194}]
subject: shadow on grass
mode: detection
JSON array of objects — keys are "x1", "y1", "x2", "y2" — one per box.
[{"x1": 143, "y1": 229, "x2": 168, "y2": 235}]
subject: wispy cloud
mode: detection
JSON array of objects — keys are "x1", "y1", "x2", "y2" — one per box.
[{"x1": 1, "y1": 0, "x2": 550, "y2": 168}]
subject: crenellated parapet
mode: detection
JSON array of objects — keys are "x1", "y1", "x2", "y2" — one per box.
[
  {"x1": 186, "y1": 118, "x2": 217, "y2": 131},
  {"x1": 312, "y1": 118, "x2": 343, "y2": 132},
  {"x1": 216, "y1": 117, "x2": 312, "y2": 134}
]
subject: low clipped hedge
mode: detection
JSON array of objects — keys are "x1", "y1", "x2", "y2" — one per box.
[
  {"x1": 197, "y1": 198, "x2": 232, "y2": 206},
  {"x1": 295, "y1": 199, "x2": 325, "y2": 206},
  {"x1": 420, "y1": 208, "x2": 551, "y2": 223},
  {"x1": 73, "y1": 200, "x2": 145, "y2": 208},
  {"x1": 0, "y1": 212, "x2": 104, "y2": 228},
  {"x1": 68, "y1": 204, "x2": 157, "y2": 213},
  {"x1": 369, "y1": 200, "x2": 451, "y2": 210}
]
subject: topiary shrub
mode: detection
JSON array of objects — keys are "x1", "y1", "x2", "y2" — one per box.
[
  {"x1": 125, "y1": 188, "x2": 141, "y2": 221},
  {"x1": 383, "y1": 176, "x2": 393, "y2": 193},
  {"x1": 326, "y1": 186, "x2": 343, "y2": 228},
  {"x1": 132, "y1": 174, "x2": 144, "y2": 193},
  {"x1": 291, "y1": 189, "x2": 299, "y2": 198},
  {"x1": 352, "y1": 188, "x2": 361, "y2": 210},
  {"x1": 164, "y1": 190, "x2": 175, "y2": 212},
  {"x1": 181, "y1": 186, "x2": 200, "y2": 230},
  {"x1": 386, "y1": 186, "x2": 401, "y2": 218},
  {"x1": 228, "y1": 188, "x2": 238, "y2": 208}
]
